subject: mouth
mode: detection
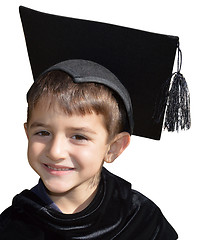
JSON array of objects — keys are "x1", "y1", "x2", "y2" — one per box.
[{"x1": 43, "y1": 164, "x2": 75, "y2": 173}]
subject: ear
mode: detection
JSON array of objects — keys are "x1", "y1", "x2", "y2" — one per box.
[
  {"x1": 24, "y1": 123, "x2": 29, "y2": 139},
  {"x1": 104, "y1": 132, "x2": 130, "y2": 163}
]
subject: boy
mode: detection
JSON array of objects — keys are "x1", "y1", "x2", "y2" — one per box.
[
  {"x1": 0, "y1": 59, "x2": 178, "y2": 239},
  {"x1": 1, "y1": 6, "x2": 190, "y2": 239}
]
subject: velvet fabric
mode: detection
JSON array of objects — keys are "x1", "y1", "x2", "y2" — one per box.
[{"x1": 0, "y1": 168, "x2": 178, "y2": 239}]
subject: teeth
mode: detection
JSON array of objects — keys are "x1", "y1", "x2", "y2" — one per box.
[{"x1": 46, "y1": 165, "x2": 72, "y2": 171}]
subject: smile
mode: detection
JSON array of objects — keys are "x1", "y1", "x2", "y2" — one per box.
[{"x1": 44, "y1": 164, "x2": 74, "y2": 172}]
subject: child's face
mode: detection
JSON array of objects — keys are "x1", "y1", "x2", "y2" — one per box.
[{"x1": 25, "y1": 99, "x2": 111, "y2": 196}]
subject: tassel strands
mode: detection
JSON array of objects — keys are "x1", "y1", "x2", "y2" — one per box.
[{"x1": 164, "y1": 44, "x2": 191, "y2": 131}]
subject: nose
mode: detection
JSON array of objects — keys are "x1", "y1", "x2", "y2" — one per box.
[{"x1": 47, "y1": 135, "x2": 68, "y2": 162}]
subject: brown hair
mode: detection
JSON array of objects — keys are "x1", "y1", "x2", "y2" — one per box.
[{"x1": 27, "y1": 71, "x2": 127, "y2": 141}]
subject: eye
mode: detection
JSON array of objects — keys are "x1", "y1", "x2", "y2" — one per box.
[
  {"x1": 35, "y1": 131, "x2": 50, "y2": 137},
  {"x1": 71, "y1": 134, "x2": 88, "y2": 141}
]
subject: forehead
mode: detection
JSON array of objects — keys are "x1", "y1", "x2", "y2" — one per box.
[{"x1": 29, "y1": 97, "x2": 107, "y2": 131}]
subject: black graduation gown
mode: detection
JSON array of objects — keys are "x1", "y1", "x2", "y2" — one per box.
[{"x1": 0, "y1": 168, "x2": 178, "y2": 239}]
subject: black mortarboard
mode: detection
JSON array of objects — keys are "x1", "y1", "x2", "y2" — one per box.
[{"x1": 19, "y1": 6, "x2": 190, "y2": 140}]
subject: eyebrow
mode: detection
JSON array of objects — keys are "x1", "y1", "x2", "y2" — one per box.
[
  {"x1": 29, "y1": 122, "x2": 97, "y2": 135},
  {"x1": 29, "y1": 122, "x2": 49, "y2": 129},
  {"x1": 67, "y1": 127, "x2": 97, "y2": 135}
]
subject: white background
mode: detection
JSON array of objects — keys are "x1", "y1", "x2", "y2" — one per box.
[{"x1": 0, "y1": 1, "x2": 198, "y2": 239}]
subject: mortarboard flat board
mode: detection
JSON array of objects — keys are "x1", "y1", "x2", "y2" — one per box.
[{"x1": 19, "y1": 6, "x2": 190, "y2": 140}]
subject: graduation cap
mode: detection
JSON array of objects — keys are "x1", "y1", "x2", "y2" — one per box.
[{"x1": 19, "y1": 6, "x2": 190, "y2": 140}]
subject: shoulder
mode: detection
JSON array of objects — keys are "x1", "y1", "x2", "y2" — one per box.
[
  {"x1": 0, "y1": 190, "x2": 45, "y2": 239},
  {"x1": 101, "y1": 167, "x2": 159, "y2": 217},
  {"x1": 101, "y1": 168, "x2": 178, "y2": 239},
  {"x1": 102, "y1": 168, "x2": 164, "y2": 211},
  {"x1": 102, "y1": 167, "x2": 155, "y2": 207},
  {"x1": 128, "y1": 190, "x2": 178, "y2": 239},
  {"x1": 0, "y1": 190, "x2": 30, "y2": 224},
  {"x1": 130, "y1": 189, "x2": 158, "y2": 213},
  {"x1": 0, "y1": 206, "x2": 13, "y2": 230}
]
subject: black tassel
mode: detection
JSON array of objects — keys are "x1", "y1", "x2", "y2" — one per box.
[
  {"x1": 164, "y1": 72, "x2": 191, "y2": 131},
  {"x1": 153, "y1": 42, "x2": 191, "y2": 132},
  {"x1": 164, "y1": 45, "x2": 191, "y2": 131}
]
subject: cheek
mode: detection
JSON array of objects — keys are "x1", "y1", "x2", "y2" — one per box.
[
  {"x1": 27, "y1": 141, "x2": 46, "y2": 163},
  {"x1": 75, "y1": 144, "x2": 108, "y2": 169}
]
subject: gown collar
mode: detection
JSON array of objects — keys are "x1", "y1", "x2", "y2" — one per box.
[{"x1": 31, "y1": 178, "x2": 62, "y2": 212}]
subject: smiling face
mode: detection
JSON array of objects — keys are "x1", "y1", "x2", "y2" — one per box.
[
  {"x1": 25, "y1": 99, "x2": 113, "y2": 198},
  {"x1": 24, "y1": 71, "x2": 131, "y2": 213}
]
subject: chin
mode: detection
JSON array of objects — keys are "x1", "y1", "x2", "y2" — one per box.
[{"x1": 42, "y1": 178, "x2": 70, "y2": 194}]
